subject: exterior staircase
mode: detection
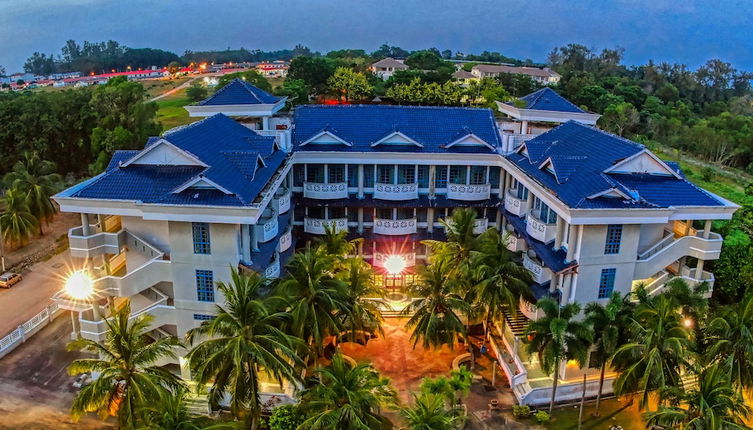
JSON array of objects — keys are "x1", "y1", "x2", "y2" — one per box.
[{"x1": 501, "y1": 304, "x2": 530, "y2": 336}]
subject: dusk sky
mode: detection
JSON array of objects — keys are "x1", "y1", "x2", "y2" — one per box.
[{"x1": 1, "y1": 0, "x2": 751, "y2": 73}]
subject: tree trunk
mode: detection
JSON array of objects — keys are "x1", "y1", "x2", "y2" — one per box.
[
  {"x1": 549, "y1": 363, "x2": 559, "y2": 416},
  {"x1": 594, "y1": 365, "x2": 606, "y2": 417}
]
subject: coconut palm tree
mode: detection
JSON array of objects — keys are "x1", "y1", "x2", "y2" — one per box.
[
  {"x1": 185, "y1": 269, "x2": 304, "y2": 428},
  {"x1": 473, "y1": 229, "x2": 533, "y2": 341},
  {"x1": 584, "y1": 291, "x2": 634, "y2": 416},
  {"x1": 405, "y1": 258, "x2": 469, "y2": 349},
  {"x1": 277, "y1": 245, "x2": 351, "y2": 360},
  {"x1": 298, "y1": 353, "x2": 396, "y2": 430},
  {"x1": 645, "y1": 363, "x2": 751, "y2": 429},
  {"x1": 313, "y1": 223, "x2": 360, "y2": 259},
  {"x1": 525, "y1": 298, "x2": 593, "y2": 415},
  {"x1": 67, "y1": 302, "x2": 183, "y2": 428},
  {"x1": 0, "y1": 187, "x2": 38, "y2": 249},
  {"x1": 706, "y1": 293, "x2": 753, "y2": 394},
  {"x1": 337, "y1": 257, "x2": 383, "y2": 342},
  {"x1": 611, "y1": 291, "x2": 694, "y2": 410},
  {"x1": 4, "y1": 151, "x2": 61, "y2": 234},
  {"x1": 399, "y1": 392, "x2": 462, "y2": 430}
]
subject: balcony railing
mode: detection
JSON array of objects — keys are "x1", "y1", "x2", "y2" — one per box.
[
  {"x1": 303, "y1": 182, "x2": 348, "y2": 199},
  {"x1": 634, "y1": 230, "x2": 723, "y2": 280},
  {"x1": 523, "y1": 254, "x2": 552, "y2": 284},
  {"x1": 505, "y1": 234, "x2": 526, "y2": 252},
  {"x1": 526, "y1": 210, "x2": 556, "y2": 244},
  {"x1": 504, "y1": 189, "x2": 527, "y2": 217},
  {"x1": 257, "y1": 213, "x2": 278, "y2": 243},
  {"x1": 447, "y1": 183, "x2": 491, "y2": 201},
  {"x1": 373, "y1": 218, "x2": 417, "y2": 236},
  {"x1": 278, "y1": 227, "x2": 293, "y2": 253},
  {"x1": 265, "y1": 253, "x2": 281, "y2": 279},
  {"x1": 373, "y1": 251, "x2": 416, "y2": 269},
  {"x1": 473, "y1": 218, "x2": 489, "y2": 235},
  {"x1": 519, "y1": 297, "x2": 540, "y2": 320},
  {"x1": 273, "y1": 187, "x2": 291, "y2": 214},
  {"x1": 304, "y1": 217, "x2": 348, "y2": 235},
  {"x1": 68, "y1": 226, "x2": 125, "y2": 259},
  {"x1": 373, "y1": 183, "x2": 419, "y2": 201}
]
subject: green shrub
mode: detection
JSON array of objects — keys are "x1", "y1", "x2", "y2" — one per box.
[
  {"x1": 533, "y1": 410, "x2": 550, "y2": 424},
  {"x1": 268, "y1": 404, "x2": 303, "y2": 430},
  {"x1": 701, "y1": 166, "x2": 715, "y2": 182},
  {"x1": 512, "y1": 404, "x2": 531, "y2": 418}
]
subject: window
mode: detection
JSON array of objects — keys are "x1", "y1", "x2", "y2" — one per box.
[
  {"x1": 330, "y1": 207, "x2": 346, "y2": 219},
  {"x1": 306, "y1": 164, "x2": 324, "y2": 183},
  {"x1": 293, "y1": 165, "x2": 305, "y2": 187},
  {"x1": 604, "y1": 225, "x2": 623, "y2": 254},
  {"x1": 450, "y1": 166, "x2": 467, "y2": 184},
  {"x1": 598, "y1": 268, "x2": 616, "y2": 299},
  {"x1": 533, "y1": 198, "x2": 557, "y2": 224},
  {"x1": 376, "y1": 208, "x2": 393, "y2": 220},
  {"x1": 417, "y1": 165, "x2": 430, "y2": 188},
  {"x1": 193, "y1": 314, "x2": 215, "y2": 321},
  {"x1": 328, "y1": 165, "x2": 345, "y2": 183},
  {"x1": 398, "y1": 165, "x2": 415, "y2": 184},
  {"x1": 396, "y1": 208, "x2": 414, "y2": 220},
  {"x1": 192, "y1": 223, "x2": 210, "y2": 254},
  {"x1": 512, "y1": 179, "x2": 529, "y2": 200},
  {"x1": 348, "y1": 164, "x2": 359, "y2": 187},
  {"x1": 196, "y1": 270, "x2": 214, "y2": 302},
  {"x1": 435, "y1": 166, "x2": 448, "y2": 188},
  {"x1": 469, "y1": 166, "x2": 486, "y2": 185},
  {"x1": 377, "y1": 165, "x2": 393, "y2": 184},
  {"x1": 363, "y1": 164, "x2": 374, "y2": 187}
]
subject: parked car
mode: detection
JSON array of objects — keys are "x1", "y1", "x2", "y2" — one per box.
[{"x1": 0, "y1": 272, "x2": 22, "y2": 288}]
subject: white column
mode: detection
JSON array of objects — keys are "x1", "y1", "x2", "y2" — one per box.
[
  {"x1": 358, "y1": 164, "x2": 364, "y2": 199},
  {"x1": 521, "y1": 120, "x2": 529, "y2": 134},
  {"x1": 427, "y1": 208, "x2": 435, "y2": 233},
  {"x1": 323, "y1": 165, "x2": 329, "y2": 184},
  {"x1": 554, "y1": 216, "x2": 565, "y2": 249},
  {"x1": 262, "y1": 116, "x2": 270, "y2": 130},
  {"x1": 81, "y1": 213, "x2": 91, "y2": 236},
  {"x1": 241, "y1": 225, "x2": 251, "y2": 262},
  {"x1": 70, "y1": 312, "x2": 81, "y2": 339},
  {"x1": 703, "y1": 220, "x2": 712, "y2": 239},
  {"x1": 428, "y1": 165, "x2": 436, "y2": 197},
  {"x1": 90, "y1": 302, "x2": 102, "y2": 321},
  {"x1": 357, "y1": 208, "x2": 364, "y2": 233},
  {"x1": 695, "y1": 259, "x2": 705, "y2": 277},
  {"x1": 566, "y1": 224, "x2": 580, "y2": 261}
]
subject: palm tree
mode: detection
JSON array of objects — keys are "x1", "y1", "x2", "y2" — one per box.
[
  {"x1": 399, "y1": 393, "x2": 461, "y2": 430},
  {"x1": 584, "y1": 292, "x2": 634, "y2": 416},
  {"x1": 313, "y1": 223, "x2": 360, "y2": 259},
  {"x1": 611, "y1": 291, "x2": 693, "y2": 410},
  {"x1": 4, "y1": 151, "x2": 61, "y2": 234},
  {"x1": 139, "y1": 387, "x2": 239, "y2": 430},
  {"x1": 0, "y1": 187, "x2": 38, "y2": 249},
  {"x1": 405, "y1": 258, "x2": 469, "y2": 349},
  {"x1": 298, "y1": 353, "x2": 396, "y2": 430},
  {"x1": 67, "y1": 302, "x2": 183, "y2": 429},
  {"x1": 473, "y1": 229, "x2": 533, "y2": 341},
  {"x1": 277, "y1": 245, "x2": 351, "y2": 361},
  {"x1": 645, "y1": 363, "x2": 751, "y2": 429},
  {"x1": 337, "y1": 257, "x2": 383, "y2": 342},
  {"x1": 525, "y1": 298, "x2": 593, "y2": 415},
  {"x1": 706, "y1": 292, "x2": 753, "y2": 394},
  {"x1": 185, "y1": 269, "x2": 304, "y2": 428}
]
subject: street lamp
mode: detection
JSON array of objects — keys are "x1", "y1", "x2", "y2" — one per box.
[
  {"x1": 65, "y1": 270, "x2": 93, "y2": 300},
  {"x1": 384, "y1": 255, "x2": 406, "y2": 275}
]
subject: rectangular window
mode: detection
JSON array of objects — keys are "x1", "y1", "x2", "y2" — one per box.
[
  {"x1": 598, "y1": 268, "x2": 616, "y2": 299},
  {"x1": 196, "y1": 270, "x2": 214, "y2": 302},
  {"x1": 330, "y1": 207, "x2": 346, "y2": 219},
  {"x1": 398, "y1": 165, "x2": 415, "y2": 184},
  {"x1": 417, "y1": 165, "x2": 430, "y2": 188},
  {"x1": 489, "y1": 167, "x2": 501, "y2": 189},
  {"x1": 348, "y1": 164, "x2": 359, "y2": 187},
  {"x1": 377, "y1": 165, "x2": 393, "y2": 184},
  {"x1": 193, "y1": 314, "x2": 215, "y2": 321},
  {"x1": 604, "y1": 225, "x2": 623, "y2": 255},
  {"x1": 363, "y1": 164, "x2": 374, "y2": 187},
  {"x1": 192, "y1": 222, "x2": 211, "y2": 254},
  {"x1": 376, "y1": 208, "x2": 393, "y2": 219},
  {"x1": 293, "y1": 165, "x2": 305, "y2": 187},
  {"x1": 450, "y1": 166, "x2": 467, "y2": 184},
  {"x1": 469, "y1": 166, "x2": 486, "y2": 185},
  {"x1": 306, "y1": 164, "x2": 324, "y2": 183},
  {"x1": 435, "y1": 166, "x2": 448, "y2": 188},
  {"x1": 328, "y1": 165, "x2": 345, "y2": 183}
]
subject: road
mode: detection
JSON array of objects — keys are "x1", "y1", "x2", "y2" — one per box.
[
  {"x1": 0, "y1": 251, "x2": 74, "y2": 336},
  {"x1": 147, "y1": 71, "x2": 225, "y2": 103}
]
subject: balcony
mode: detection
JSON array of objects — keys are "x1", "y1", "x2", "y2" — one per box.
[
  {"x1": 473, "y1": 218, "x2": 489, "y2": 235},
  {"x1": 303, "y1": 182, "x2": 348, "y2": 199},
  {"x1": 278, "y1": 226, "x2": 293, "y2": 253},
  {"x1": 505, "y1": 234, "x2": 526, "y2": 252},
  {"x1": 634, "y1": 230, "x2": 723, "y2": 279},
  {"x1": 68, "y1": 226, "x2": 125, "y2": 259},
  {"x1": 519, "y1": 297, "x2": 540, "y2": 321},
  {"x1": 272, "y1": 187, "x2": 291, "y2": 214},
  {"x1": 256, "y1": 211, "x2": 278, "y2": 243},
  {"x1": 523, "y1": 254, "x2": 552, "y2": 284},
  {"x1": 373, "y1": 218, "x2": 417, "y2": 236},
  {"x1": 526, "y1": 210, "x2": 556, "y2": 244},
  {"x1": 374, "y1": 251, "x2": 416, "y2": 269},
  {"x1": 304, "y1": 217, "x2": 348, "y2": 235},
  {"x1": 447, "y1": 183, "x2": 491, "y2": 201},
  {"x1": 504, "y1": 189, "x2": 527, "y2": 217},
  {"x1": 265, "y1": 253, "x2": 281, "y2": 279},
  {"x1": 373, "y1": 183, "x2": 419, "y2": 201}
]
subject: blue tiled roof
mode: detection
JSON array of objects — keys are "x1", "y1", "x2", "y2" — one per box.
[
  {"x1": 198, "y1": 78, "x2": 280, "y2": 106},
  {"x1": 292, "y1": 105, "x2": 502, "y2": 153},
  {"x1": 506, "y1": 121, "x2": 726, "y2": 209},
  {"x1": 73, "y1": 114, "x2": 286, "y2": 207},
  {"x1": 507, "y1": 88, "x2": 585, "y2": 113}
]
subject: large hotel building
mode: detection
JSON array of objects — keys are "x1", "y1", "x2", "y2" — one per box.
[{"x1": 53, "y1": 80, "x2": 737, "y2": 405}]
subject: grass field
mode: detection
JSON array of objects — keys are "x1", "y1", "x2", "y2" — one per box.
[
  {"x1": 155, "y1": 87, "x2": 197, "y2": 131},
  {"x1": 539, "y1": 398, "x2": 645, "y2": 430},
  {"x1": 142, "y1": 77, "x2": 191, "y2": 99}
]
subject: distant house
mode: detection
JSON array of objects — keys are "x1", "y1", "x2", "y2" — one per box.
[
  {"x1": 255, "y1": 61, "x2": 289, "y2": 78},
  {"x1": 369, "y1": 57, "x2": 409, "y2": 80},
  {"x1": 452, "y1": 69, "x2": 476, "y2": 86},
  {"x1": 471, "y1": 64, "x2": 561, "y2": 84}
]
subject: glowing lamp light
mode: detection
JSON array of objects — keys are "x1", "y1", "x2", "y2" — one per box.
[
  {"x1": 384, "y1": 255, "x2": 406, "y2": 275},
  {"x1": 65, "y1": 270, "x2": 93, "y2": 300},
  {"x1": 683, "y1": 317, "x2": 694, "y2": 328}
]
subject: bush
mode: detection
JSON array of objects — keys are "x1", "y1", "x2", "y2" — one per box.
[
  {"x1": 533, "y1": 410, "x2": 550, "y2": 424},
  {"x1": 701, "y1": 166, "x2": 715, "y2": 182},
  {"x1": 186, "y1": 84, "x2": 208, "y2": 102},
  {"x1": 268, "y1": 404, "x2": 303, "y2": 430},
  {"x1": 512, "y1": 404, "x2": 531, "y2": 418}
]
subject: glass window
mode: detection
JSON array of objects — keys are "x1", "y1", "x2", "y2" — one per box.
[
  {"x1": 293, "y1": 165, "x2": 305, "y2": 187},
  {"x1": 377, "y1": 165, "x2": 394, "y2": 184},
  {"x1": 533, "y1": 198, "x2": 557, "y2": 224},
  {"x1": 376, "y1": 208, "x2": 393, "y2": 219},
  {"x1": 598, "y1": 268, "x2": 616, "y2": 299},
  {"x1": 604, "y1": 225, "x2": 623, "y2": 254},
  {"x1": 450, "y1": 166, "x2": 467, "y2": 184},
  {"x1": 489, "y1": 167, "x2": 501, "y2": 189},
  {"x1": 435, "y1": 166, "x2": 448, "y2": 188},
  {"x1": 396, "y1": 208, "x2": 414, "y2": 220},
  {"x1": 196, "y1": 270, "x2": 214, "y2": 302},
  {"x1": 417, "y1": 209, "x2": 427, "y2": 222},
  {"x1": 192, "y1": 222, "x2": 210, "y2": 254},
  {"x1": 330, "y1": 207, "x2": 346, "y2": 219},
  {"x1": 469, "y1": 166, "x2": 486, "y2": 185},
  {"x1": 363, "y1": 164, "x2": 374, "y2": 187},
  {"x1": 417, "y1": 165, "x2": 430, "y2": 188},
  {"x1": 328, "y1": 165, "x2": 345, "y2": 183},
  {"x1": 306, "y1": 164, "x2": 324, "y2": 183},
  {"x1": 307, "y1": 207, "x2": 325, "y2": 219},
  {"x1": 193, "y1": 314, "x2": 215, "y2": 321},
  {"x1": 398, "y1": 165, "x2": 415, "y2": 184},
  {"x1": 348, "y1": 164, "x2": 359, "y2": 187}
]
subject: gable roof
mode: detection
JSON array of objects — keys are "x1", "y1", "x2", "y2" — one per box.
[
  {"x1": 506, "y1": 121, "x2": 726, "y2": 209},
  {"x1": 71, "y1": 114, "x2": 287, "y2": 207},
  {"x1": 197, "y1": 78, "x2": 280, "y2": 106},
  {"x1": 292, "y1": 105, "x2": 502, "y2": 153},
  {"x1": 508, "y1": 88, "x2": 585, "y2": 113},
  {"x1": 371, "y1": 58, "x2": 409, "y2": 69},
  {"x1": 472, "y1": 64, "x2": 560, "y2": 79}
]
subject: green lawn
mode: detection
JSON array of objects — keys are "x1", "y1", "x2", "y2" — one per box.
[
  {"x1": 155, "y1": 87, "x2": 197, "y2": 131},
  {"x1": 539, "y1": 398, "x2": 646, "y2": 430},
  {"x1": 142, "y1": 77, "x2": 191, "y2": 99}
]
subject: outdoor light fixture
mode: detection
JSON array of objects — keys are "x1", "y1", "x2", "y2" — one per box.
[
  {"x1": 384, "y1": 255, "x2": 406, "y2": 275},
  {"x1": 65, "y1": 270, "x2": 94, "y2": 300},
  {"x1": 683, "y1": 317, "x2": 694, "y2": 328}
]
